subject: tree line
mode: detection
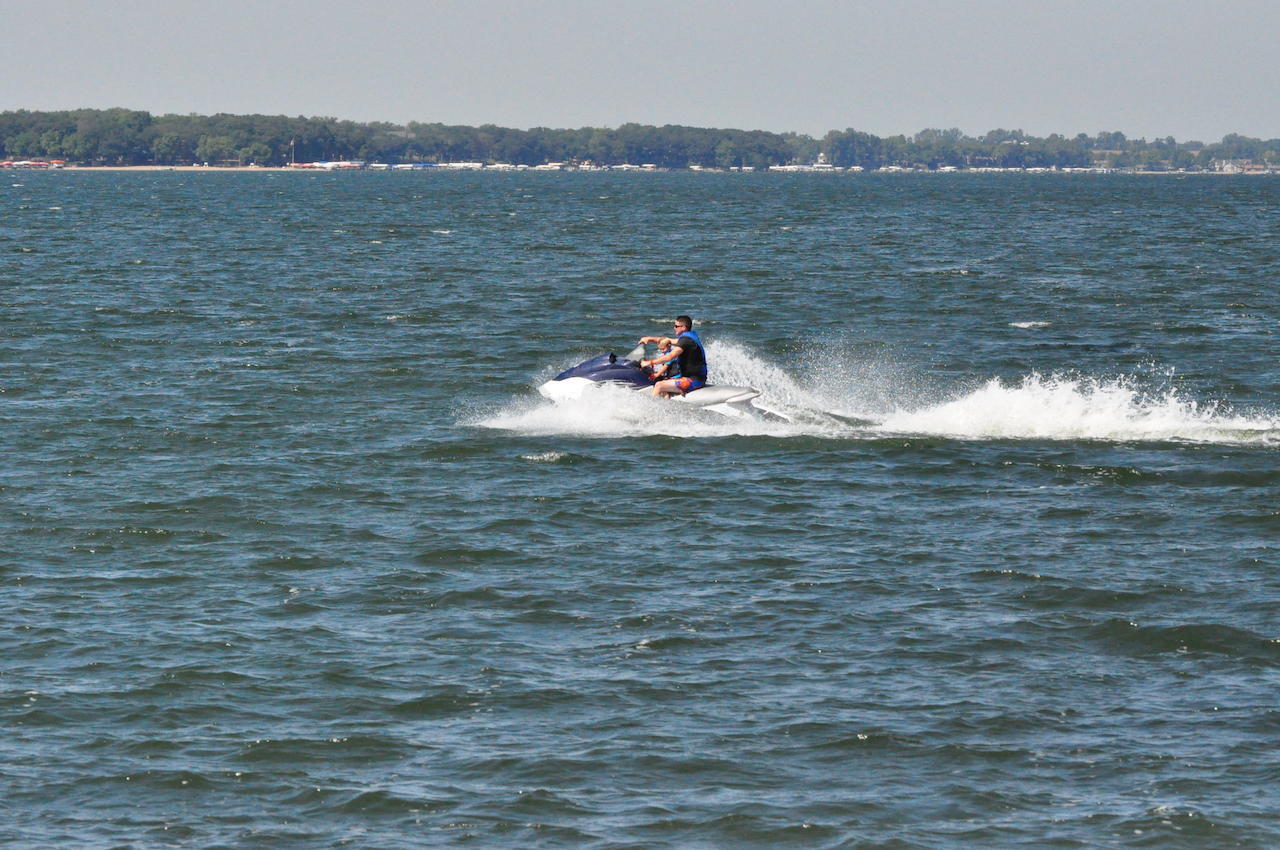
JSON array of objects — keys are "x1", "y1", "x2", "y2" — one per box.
[{"x1": 2, "y1": 108, "x2": 1278, "y2": 171}]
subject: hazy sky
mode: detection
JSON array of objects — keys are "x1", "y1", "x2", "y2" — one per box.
[{"x1": 4, "y1": 0, "x2": 1277, "y2": 142}]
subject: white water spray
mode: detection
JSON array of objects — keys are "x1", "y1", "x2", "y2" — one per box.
[
  {"x1": 473, "y1": 341, "x2": 1280, "y2": 445},
  {"x1": 881, "y1": 373, "x2": 1280, "y2": 444}
]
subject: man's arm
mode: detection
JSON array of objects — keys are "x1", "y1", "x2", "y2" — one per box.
[{"x1": 641, "y1": 343, "x2": 683, "y2": 369}]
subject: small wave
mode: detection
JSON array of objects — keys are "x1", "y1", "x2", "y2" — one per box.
[
  {"x1": 239, "y1": 735, "x2": 406, "y2": 764},
  {"x1": 382, "y1": 310, "x2": 438, "y2": 325},
  {"x1": 1113, "y1": 807, "x2": 1224, "y2": 843},
  {"x1": 1091, "y1": 619, "x2": 1280, "y2": 664},
  {"x1": 1009, "y1": 321, "x2": 1051, "y2": 328},
  {"x1": 521, "y1": 451, "x2": 569, "y2": 462}
]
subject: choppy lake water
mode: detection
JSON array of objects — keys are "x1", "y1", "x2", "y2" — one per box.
[{"x1": 3, "y1": 170, "x2": 1279, "y2": 847}]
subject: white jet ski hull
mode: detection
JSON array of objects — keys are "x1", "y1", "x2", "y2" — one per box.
[{"x1": 538, "y1": 376, "x2": 765, "y2": 419}]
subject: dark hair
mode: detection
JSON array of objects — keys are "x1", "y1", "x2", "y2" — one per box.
[{"x1": 675, "y1": 315, "x2": 693, "y2": 329}]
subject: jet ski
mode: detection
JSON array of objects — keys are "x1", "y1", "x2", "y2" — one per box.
[{"x1": 538, "y1": 345, "x2": 767, "y2": 419}]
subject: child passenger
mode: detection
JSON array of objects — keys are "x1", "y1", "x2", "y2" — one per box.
[{"x1": 649, "y1": 338, "x2": 682, "y2": 381}]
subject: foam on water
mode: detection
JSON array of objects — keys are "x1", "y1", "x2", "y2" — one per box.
[
  {"x1": 476, "y1": 382, "x2": 832, "y2": 438},
  {"x1": 478, "y1": 342, "x2": 1280, "y2": 446},
  {"x1": 520, "y1": 451, "x2": 569, "y2": 462},
  {"x1": 881, "y1": 372, "x2": 1280, "y2": 444}
]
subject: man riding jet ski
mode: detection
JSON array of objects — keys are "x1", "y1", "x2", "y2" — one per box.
[
  {"x1": 638, "y1": 315, "x2": 705, "y2": 398},
  {"x1": 538, "y1": 316, "x2": 765, "y2": 418}
]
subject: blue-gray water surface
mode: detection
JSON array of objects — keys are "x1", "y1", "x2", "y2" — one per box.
[{"x1": 3, "y1": 170, "x2": 1279, "y2": 848}]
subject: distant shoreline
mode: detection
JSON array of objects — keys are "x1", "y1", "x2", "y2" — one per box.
[
  {"x1": 6, "y1": 109, "x2": 1278, "y2": 173},
  {"x1": 60, "y1": 165, "x2": 294, "y2": 172},
  {"x1": 33, "y1": 164, "x2": 1277, "y2": 175}
]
